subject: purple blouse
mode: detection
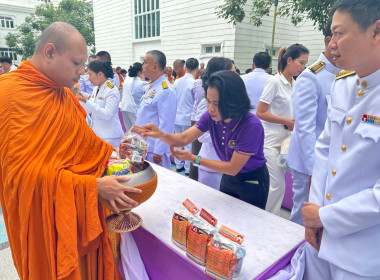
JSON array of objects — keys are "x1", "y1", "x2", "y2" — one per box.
[{"x1": 195, "y1": 111, "x2": 266, "y2": 173}]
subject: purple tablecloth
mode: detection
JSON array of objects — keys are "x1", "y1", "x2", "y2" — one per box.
[
  {"x1": 130, "y1": 226, "x2": 303, "y2": 280},
  {"x1": 281, "y1": 173, "x2": 294, "y2": 210}
]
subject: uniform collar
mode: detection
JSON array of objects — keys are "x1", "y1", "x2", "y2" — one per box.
[
  {"x1": 356, "y1": 68, "x2": 380, "y2": 90},
  {"x1": 253, "y1": 68, "x2": 266, "y2": 73},
  {"x1": 278, "y1": 73, "x2": 293, "y2": 86},
  {"x1": 150, "y1": 74, "x2": 166, "y2": 88},
  {"x1": 184, "y1": 73, "x2": 195, "y2": 79},
  {"x1": 317, "y1": 53, "x2": 340, "y2": 75}
]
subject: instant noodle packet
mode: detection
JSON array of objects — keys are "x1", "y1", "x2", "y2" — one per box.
[
  {"x1": 186, "y1": 208, "x2": 218, "y2": 265},
  {"x1": 205, "y1": 227, "x2": 246, "y2": 280},
  {"x1": 106, "y1": 159, "x2": 134, "y2": 176},
  {"x1": 119, "y1": 125, "x2": 149, "y2": 166},
  {"x1": 172, "y1": 199, "x2": 199, "y2": 250}
]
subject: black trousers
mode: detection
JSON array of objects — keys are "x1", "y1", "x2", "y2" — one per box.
[
  {"x1": 220, "y1": 164, "x2": 269, "y2": 210},
  {"x1": 189, "y1": 120, "x2": 202, "y2": 180}
]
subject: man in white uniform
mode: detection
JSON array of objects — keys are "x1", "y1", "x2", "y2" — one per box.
[
  {"x1": 287, "y1": 19, "x2": 340, "y2": 226},
  {"x1": 302, "y1": 0, "x2": 380, "y2": 279},
  {"x1": 173, "y1": 58, "x2": 199, "y2": 175},
  {"x1": 135, "y1": 50, "x2": 177, "y2": 169},
  {"x1": 242, "y1": 52, "x2": 271, "y2": 114}
]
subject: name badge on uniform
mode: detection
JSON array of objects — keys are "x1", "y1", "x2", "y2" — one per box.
[
  {"x1": 362, "y1": 114, "x2": 380, "y2": 125},
  {"x1": 98, "y1": 96, "x2": 105, "y2": 100},
  {"x1": 228, "y1": 140, "x2": 237, "y2": 149}
]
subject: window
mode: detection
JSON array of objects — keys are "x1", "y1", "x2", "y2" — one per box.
[
  {"x1": 0, "y1": 17, "x2": 14, "y2": 29},
  {"x1": 0, "y1": 48, "x2": 18, "y2": 61},
  {"x1": 134, "y1": 0, "x2": 160, "y2": 39},
  {"x1": 201, "y1": 44, "x2": 222, "y2": 55},
  {"x1": 265, "y1": 46, "x2": 280, "y2": 58}
]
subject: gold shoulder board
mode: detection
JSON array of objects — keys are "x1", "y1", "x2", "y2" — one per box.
[
  {"x1": 106, "y1": 81, "x2": 115, "y2": 88},
  {"x1": 162, "y1": 81, "x2": 168, "y2": 89},
  {"x1": 335, "y1": 70, "x2": 355, "y2": 80},
  {"x1": 309, "y1": 61, "x2": 326, "y2": 74}
]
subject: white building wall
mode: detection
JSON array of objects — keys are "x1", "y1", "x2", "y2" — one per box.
[
  {"x1": 0, "y1": 0, "x2": 60, "y2": 65},
  {"x1": 93, "y1": 0, "x2": 327, "y2": 71}
]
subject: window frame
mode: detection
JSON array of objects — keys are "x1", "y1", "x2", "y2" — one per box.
[{"x1": 133, "y1": 0, "x2": 160, "y2": 40}]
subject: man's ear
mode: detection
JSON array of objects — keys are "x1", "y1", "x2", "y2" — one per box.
[
  {"x1": 43, "y1": 43, "x2": 57, "y2": 62},
  {"x1": 372, "y1": 19, "x2": 380, "y2": 45}
]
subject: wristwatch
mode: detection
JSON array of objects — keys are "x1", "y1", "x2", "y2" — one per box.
[{"x1": 193, "y1": 155, "x2": 201, "y2": 167}]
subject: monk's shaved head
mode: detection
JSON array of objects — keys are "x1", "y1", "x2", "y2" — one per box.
[{"x1": 34, "y1": 22, "x2": 85, "y2": 55}]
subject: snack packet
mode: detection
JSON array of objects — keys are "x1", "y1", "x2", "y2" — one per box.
[
  {"x1": 172, "y1": 199, "x2": 199, "y2": 250},
  {"x1": 106, "y1": 159, "x2": 134, "y2": 176},
  {"x1": 186, "y1": 208, "x2": 217, "y2": 265},
  {"x1": 205, "y1": 226, "x2": 246, "y2": 280},
  {"x1": 119, "y1": 125, "x2": 149, "y2": 165}
]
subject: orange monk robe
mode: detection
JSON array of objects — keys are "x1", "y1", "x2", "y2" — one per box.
[
  {"x1": 0, "y1": 60, "x2": 122, "y2": 280},
  {"x1": 176, "y1": 73, "x2": 184, "y2": 80},
  {"x1": 117, "y1": 73, "x2": 124, "y2": 88}
]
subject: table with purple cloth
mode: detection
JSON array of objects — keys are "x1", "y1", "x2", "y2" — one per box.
[{"x1": 122, "y1": 163, "x2": 304, "y2": 280}]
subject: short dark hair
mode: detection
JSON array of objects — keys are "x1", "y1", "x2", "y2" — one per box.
[
  {"x1": 147, "y1": 50, "x2": 166, "y2": 70},
  {"x1": 185, "y1": 58, "x2": 199, "y2": 71},
  {"x1": 128, "y1": 62, "x2": 143, "y2": 77},
  {"x1": 245, "y1": 68, "x2": 252, "y2": 74},
  {"x1": 278, "y1": 44, "x2": 309, "y2": 72},
  {"x1": 330, "y1": 0, "x2": 380, "y2": 31},
  {"x1": 323, "y1": 17, "x2": 333, "y2": 38},
  {"x1": 96, "y1": 51, "x2": 112, "y2": 62},
  {"x1": 89, "y1": 54, "x2": 97, "y2": 60},
  {"x1": 0, "y1": 56, "x2": 12, "y2": 64},
  {"x1": 202, "y1": 57, "x2": 233, "y2": 92},
  {"x1": 207, "y1": 70, "x2": 252, "y2": 121},
  {"x1": 121, "y1": 69, "x2": 127, "y2": 75},
  {"x1": 253, "y1": 52, "x2": 271, "y2": 69},
  {"x1": 88, "y1": 60, "x2": 114, "y2": 79}
]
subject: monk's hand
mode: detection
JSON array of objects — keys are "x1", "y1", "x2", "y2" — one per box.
[
  {"x1": 153, "y1": 153, "x2": 162, "y2": 164},
  {"x1": 305, "y1": 227, "x2": 323, "y2": 251},
  {"x1": 76, "y1": 92, "x2": 88, "y2": 103},
  {"x1": 170, "y1": 147, "x2": 195, "y2": 162},
  {"x1": 97, "y1": 176, "x2": 142, "y2": 213},
  {"x1": 141, "y1": 123, "x2": 161, "y2": 139},
  {"x1": 302, "y1": 202, "x2": 323, "y2": 228}
]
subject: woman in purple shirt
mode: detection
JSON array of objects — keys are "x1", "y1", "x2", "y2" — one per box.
[{"x1": 143, "y1": 70, "x2": 269, "y2": 209}]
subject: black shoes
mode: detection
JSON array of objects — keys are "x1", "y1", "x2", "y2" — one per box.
[{"x1": 176, "y1": 167, "x2": 185, "y2": 173}]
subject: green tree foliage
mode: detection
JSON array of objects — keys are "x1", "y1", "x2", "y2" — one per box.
[
  {"x1": 216, "y1": 0, "x2": 335, "y2": 31},
  {"x1": 5, "y1": 0, "x2": 94, "y2": 59}
]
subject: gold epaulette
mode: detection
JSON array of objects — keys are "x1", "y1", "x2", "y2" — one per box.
[
  {"x1": 335, "y1": 70, "x2": 355, "y2": 80},
  {"x1": 106, "y1": 81, "x2": 115, "y2": 88},
  {"x1": 309, "y1": 61, "x2": 326, "y2": 74},
  {"x1": 162, "y1": 81, "x2": 168, "y2": 89}
]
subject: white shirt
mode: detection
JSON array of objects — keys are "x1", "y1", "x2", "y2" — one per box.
[
  {"x1": 9, "y1": 65, "x2": 17, "y2": 72},
  {"x1": 173, "y1": 73, "x2": 195, "y2": 126},
  {"x1": 287, "y1": 53, "x2": 340, "y2": 175},
  {"x1": 120, "y1": 76, "x2": 136, "y2": 113},
  {"x1": 81, "y1": 79, "x2": 124, "y2": 140},
  {"x1": 242, "y1": 68, "x2": 271, "y2": 113},
  {"x1": 310, "y1": 69, "x2": 380, "y2": 276}
]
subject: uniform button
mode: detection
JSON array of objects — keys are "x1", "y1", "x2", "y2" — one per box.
[
  {"x1": 346, "y1": 117, "x2": 352, "y2": 124},
  {"x1": 362, "y1": 81, "x2": 368, "y2": 88},
  {"x1": 222, "y1": 137, "x2": 224, "y2": 139},
  {"x1": 326, "y1": 193, "x2": 332, "y2": 200},
  {"x1": 223, "y1": 131, "x2": 225, "y2": 133},
  {"x1": 356, "y1": 79, "x2": 360, "y2": 85},
  {"x1": 358, "y1": 90, "x2": 364, "y2": 97},
  {"x1": 333, "y1": 69, "x2": 337, "y2": 74},
  {"x1": 332, "y1": 169, "x2": 337, "y2": 176},
  {"x1": 222, "y1": 143, "x2": 224, "y2": 145},
  {"x1": 341, "y1": 145, "x2": 346, "y2": 152}
]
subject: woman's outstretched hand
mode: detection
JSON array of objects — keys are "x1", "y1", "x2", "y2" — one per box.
[{"x1": 141, "y1": 123, "x2": 162, "y2": 139}]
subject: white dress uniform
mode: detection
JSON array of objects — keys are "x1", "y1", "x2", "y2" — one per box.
[
  {"x1": 260, "y1": 73, "x2": 293, "y2": 215},
  {"x1": 242, "y1": 68, "x2": 271, "y2": 114},
  {"x1": 120, "y1": 76, "x2": 136, "y2": 131},
  {"x1": 135, "y1": 74, "x2": 177, "y2": 169},
  {"x1": 81, "y1": 79, "x2": 124, "y2": 148},
  {"x1": 173, "y1": 73, "x2": 195, "y2": 173},
  {"x1": 287, "y1": 53, "x2": 340, "y2": 225},
  {"x1": 195, "y1": 98, "x2": 222, "y2": 190},
  {"x1": 305, "y1": 69, "x2": 380, "y2": 279}
]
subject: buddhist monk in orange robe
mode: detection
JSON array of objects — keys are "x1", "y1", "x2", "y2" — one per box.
[{"x1": 0, "y1": 22, "x2": 141, "y2": 280}]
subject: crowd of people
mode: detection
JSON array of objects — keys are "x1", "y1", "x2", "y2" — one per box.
[{"x1": 0, "y1": 0, "x2": 379, "y2": 279}]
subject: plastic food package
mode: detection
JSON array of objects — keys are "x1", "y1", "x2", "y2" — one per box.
[
  {"x1": 186, "y1": 211, "x2": 217, "y2": 265},
  {"x1": 205, "y1": 226, "x2": 246, "y2": 280},
  {"x1": 277, "y1": 136, "x2": 291, "y2": 172},
  {"x1": 172, "y1": 199, "x2": 199, "y2": 250},
  {"x1": 106, "y1": 159, "x2": 134, "y2": 176},
  {"x1": 119, "y1": 125, "x2": 149, "y2": 166}
]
